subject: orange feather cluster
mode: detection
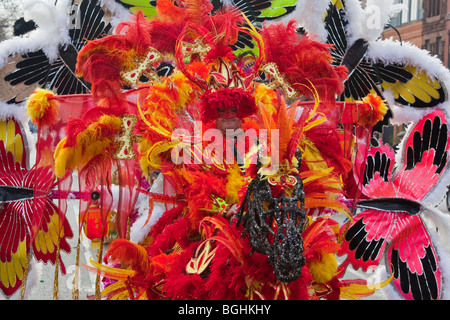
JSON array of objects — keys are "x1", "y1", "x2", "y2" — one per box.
[
  {"x1": 337, "y1": 94, "x2": 388, "y2": 128},
  {"x1": 26, "y1": 89, "x2": 60, "y2": 128}
]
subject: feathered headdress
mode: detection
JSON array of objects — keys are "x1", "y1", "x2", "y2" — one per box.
[
  {"x1": 173, "y1": 18, "x2": 262, "y2": 123},
  {"x1": 199, "y1": 58, "x2": 258, "y2": 123},
  {"x1": 260, "y1": 20, "x2": 348, "y2": 107}
]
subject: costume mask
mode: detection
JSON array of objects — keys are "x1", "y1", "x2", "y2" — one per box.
[{"x1": 237, "y1": 149, "x2": 306, "y2": 282}]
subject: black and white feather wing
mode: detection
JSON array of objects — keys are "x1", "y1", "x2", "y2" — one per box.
[{"x1": 0, "y1": 0, "x2": 113, "y2": 104}]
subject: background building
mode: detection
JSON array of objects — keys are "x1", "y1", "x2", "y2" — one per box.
[
  {"x1": 422, "y1": 0, "x2": 449, "y2": 67},
  {"x1": 383, "y1": 0, "x2": 449, "y2": 68},
  {"x1": 383, "y1": 0, "x2": 424, "y2": 47}
]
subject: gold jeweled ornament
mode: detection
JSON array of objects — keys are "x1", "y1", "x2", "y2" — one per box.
[
  {"x1": 114, "y1": 114, "x2": 141, "y2": 160},
  {"x1": 261, "y1": 63, "x2": 299, "y2": 99},
  {"x1": 120, "y1": 49, "x2": 164, "y2": 86}
]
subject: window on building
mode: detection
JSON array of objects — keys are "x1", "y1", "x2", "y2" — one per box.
[
  {"x1": 436, "y1": 36, "x2": 443, "y2": 60},
  {"x1": 427, "y1": 37, "x2": 444, "y2": 60},
  {"x1": 428, "y1": 0, "x2": 440, "y2": 17},
  {"x1": 430, "y1": 42, "x2": 436, "y2": 55},
  {"x1": 401, "y1": 0, "x2": 409, "y2": 24},
  {"x1": 389, "y1": 12, "x2": 402, "y2": 27},
  {"x1": 389, "y1": 0, "x2": 404, "y2": 27},
  {"x1": 389, "y1": 0, "x2": 424, "y2": 26},
  {"x1": 410, "y1": 0, "x2": 425, "y2": 21},
  {"x1": 418, "y1": 0, "x2": 424, "y2": 19},
  {"x1": 410, "y1": 0, "x2": 418, "y2": 20},
  {"x1": 424, "y1": 39, "x2": 430, "y2": 51}
]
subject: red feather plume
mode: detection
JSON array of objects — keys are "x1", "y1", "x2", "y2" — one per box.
[{"x1": 260, "y1": 20, "x2": 348, "y2": 105}]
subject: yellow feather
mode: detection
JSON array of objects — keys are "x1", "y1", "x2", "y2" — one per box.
[
  {"x1": 382, "y1": 65, "x2": 443, "y2": 105},
  {"x1": 407, "y1": 77, "x2": 436, "y2": 102},
  {"x1": 301, "y1": 138, "x2": 328, "y2": 171},
  {"x1": 340, "y1": 273, "x2": 392, "y2": 300},
  {"x1": 48, "y1": 214, "x2": 59, "y2": 245},
  {"x1": 0, "y1": 121, "x2": 5, "y2": 142},
  {"x1": 396, "y1": 84, "x2": 416, "y2": 103},
  {"x1": 146, "y1": 140, "x2": 181, "y2": 169},
  {"x1": 6, "y1": 120, "x2": 15, "y2": 155},
  {"x1": 51, "y1": 214, "x2": 64, "y2": 238},
  {"x1": 112, "y1": 288, "x2": 131, "y2": 300},
  {"x1": 172, "y1": 72, "x2": 196, "y2": 109},
  {"x1": 254, "y1": 83, "x2": 277, "y2": 114},
  {"x1": 19, "y1": 240, "x2": 27, "y2": 269},
  {"x1": 7, "y1": 261, "x2": 16, "y2": 287},
  {"x1": 12, "y1": 251, "x2": 23, "y2": 281},
  {"x1": 54, "y1": 116, "x2": 121, "y2": 177},
  {"x1": 119, "y1": 48, "x2": 139, "y2": 71},
  {"x1": 137, "y1": 94, "x2": 173, "y2": 138},
  {"x1": 303, "y1": 116, "x2": 326, "y2": 133},
  {"x1": 415, "y1": 70, "x2": 442, "y2": 93},
  {"x1": 296, "y1": 80, "x2": 320, "y2": 123},
  {"x1": 75, "y1": 116, "x2": 121, "y2": 148},
  {"x1": 100, "y1": 280, "x2": 127, "y2": 299},
  {"x1": 54, "y1": 143, "x2": 75, "y2": 178},
  {"x1": 79, "y1": 139, "x2": 114, "y2": 164},
  {"x1": 54, "y1": 137, "x2": 66, "y2": 158},
  {"x1": 138, "y1": 290, "x2": 148, "y2": 300},
  {"x1": 14, "y1": 134, "x2": 23, "y2": 165},
  {"x1": 88, "y1": 258, "x2": 136, "y2": 280},
  {"x1": 381, "y1": 81, "x2": 395, "y2": 92},
  {"x1": 300, "y1": 167, "x2": 334, "y2": 184},
  {"x1": 0, "y1": 119, "x2": 24, "y2": 165},
  {"x1": 225, "y1": 165, "x2": 244, "y2": 204},
  {"x1": 44, "y1": 229, "x2": 55, "y2": 254},
  {"x1": 307, "y1": 252, "x2": 337, "y2": 284},
  {"x1": 240, "y1": 12, "x2": 264, "y2": 60},
  {"x1": 410, "y1": 72, "x2": 441, "y2": 92},
  {"x1": 0, "y1": 262, "x2": 8, "y2": 288},
  {"x1": 34, "y1": 230, "x2": 41, "y2": 253},
  {"x1": 38, "y1": 230, "x2": 47, "y2": 254}
]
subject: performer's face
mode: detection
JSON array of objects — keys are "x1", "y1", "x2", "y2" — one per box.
[{"x1": 216, "y1": 117, "x2": 241, "y2": 134}]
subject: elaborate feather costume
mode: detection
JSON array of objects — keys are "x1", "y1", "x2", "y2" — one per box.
[
  {"x1": 1, "y1": 0, "x2": 448, "y2": 301},
  {"x1": 75, "y1": 1, "x2": 392, "y2": 300}
]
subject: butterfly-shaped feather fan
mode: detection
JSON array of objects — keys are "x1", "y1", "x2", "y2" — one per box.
[
  {"x1": 0, "y1": 117, "x2": 73, "y2": 296},
  {"x1": 339, "y1": 109, "x2": 450, "y2": 300},
  {"x1": 0, "y1": 0, "x2": 113, "y2": 104},
  {"x1": 322, "y1": 0, "x2": 448, "y2": 132}
]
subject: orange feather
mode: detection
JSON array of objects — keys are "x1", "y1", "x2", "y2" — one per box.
[{"x1": 104, "y1": 239, "x2": 151, "y2": 276}]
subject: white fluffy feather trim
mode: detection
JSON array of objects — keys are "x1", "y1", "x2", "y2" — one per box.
[{"x1": 0, "y1": 0, "x2": 70, "y2": 67}]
